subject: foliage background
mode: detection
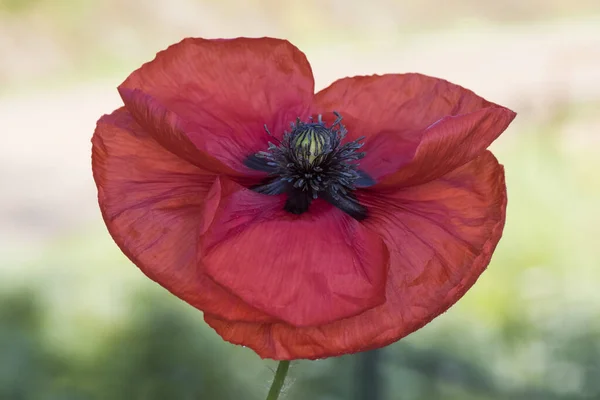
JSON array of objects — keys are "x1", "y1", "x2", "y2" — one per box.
[{"x1": 1, "y1": 0, "x2": 599, "y2": 399}]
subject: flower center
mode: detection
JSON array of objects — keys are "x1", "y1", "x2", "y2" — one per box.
[{"x1": 244, "y1": 112, "x2": 374, "y2": 220}]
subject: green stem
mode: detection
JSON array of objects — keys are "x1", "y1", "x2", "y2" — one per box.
[{"x1": 266, "y1": 361, "x2": 290, "y2": 400}]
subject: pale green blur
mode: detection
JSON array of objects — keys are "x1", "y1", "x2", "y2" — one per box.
[{"x1": 1, "y1": 1, "x2": 599, "y2": 399}]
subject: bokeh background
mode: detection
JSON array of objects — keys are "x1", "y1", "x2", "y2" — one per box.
[{"x1": 1, "y1": 0, "x2": 600, "y2": 399}]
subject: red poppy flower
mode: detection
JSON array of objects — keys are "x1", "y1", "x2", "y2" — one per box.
[{"x1": 92, "y1": 37, "x2": 516, "y2": 360}]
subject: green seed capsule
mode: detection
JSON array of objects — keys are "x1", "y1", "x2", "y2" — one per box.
[{"x1": 292, "y1": 125, "x2": 329, "y2": 164}]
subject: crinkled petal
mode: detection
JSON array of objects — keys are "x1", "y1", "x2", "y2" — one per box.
[
  {"x1": 92, "y1": 107, "x2": 275, "y2": 323},
  {"x1": 199, "y1": 178, "x2": 389, "y2": 327},
  {"x1": 118, "y1": 88, "x2": 242, "y2": 176},
  {"x1": 204, "y1": 151, "x2": 506, "y2": 359},
  {"x1": 119, "y1": 37, "x2": 315, "y2": 173},
  {"x1": 314, "y1": 73, "x2": 515, "y2": 185},
  {"x1": 377, "y1": 107, "x2": 515, "y2": 188}
]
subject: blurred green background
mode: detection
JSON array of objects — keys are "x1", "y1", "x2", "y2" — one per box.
[{"x1": 1, "y1": 0, "x2": 600, "y2": 399}]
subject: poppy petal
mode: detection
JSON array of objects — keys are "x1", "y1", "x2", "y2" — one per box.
[
  {"x1": 377, "y1": 107, "x2": 515, "y2": 188},
  {"x1": 314, "y1": 73, "x2": 515, "y2": 185},
  {"x1": 92, "y1": 107, "x2": 276, "y2": 323},
  {"x1": 118, "y1": 88, "x2": 242, "y2": 176},
  {"x1": 119, "y1": 37, "x2": 315, "y2": 173},
  {"x1": 199, "y1": 178, "x2": 389, "y2": 327},
  {"x1": 204, "y1": 151, "x2": 506, "y2": 359}
]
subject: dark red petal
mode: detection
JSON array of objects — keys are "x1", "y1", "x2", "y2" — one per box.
[
  {"x1": 119, "y1": 37, "x2": 315, "y2": 173},
  {"x1": 376, "y1": 107, "x2": 515, "y2": 188},
  {"x1": 92, "y1": 107, "x2": 275, "y2": 323},
  {"x1": 199, "y1": 178, "x2": 389, "y2": 327},
  {"x1": 314, "y1": 73, "x2": 515, "y2": 185},
  {"x1": 118, "y1": 88, "x2": 242, "y2": 176},
  {"x1": 204, "y1": 151, "x2": 506, "y2": 359}
]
